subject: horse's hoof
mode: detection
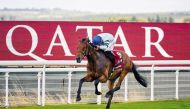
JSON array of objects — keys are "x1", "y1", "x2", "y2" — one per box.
[
  {"x1": 105, "y1": 93, "x2": 110, "y2": 98},
  {"x1": 105, "y1": 92, "x2": 111, "y2": 98},
  {"x1": 95, "y1": 91, "x2": 102, "y2": 95},
  {"x1": 106, "y1": 106, "x2": 110, "y2": 109},
  {"x1": 106, "y1": 107, "x2": 110, "y2": 109},
  {"x1": 105, "y1": 91, "x2": 113, "y2": 98},
  {"x1": 76, "y1": 96, "x2": 81, "y2": 101}
]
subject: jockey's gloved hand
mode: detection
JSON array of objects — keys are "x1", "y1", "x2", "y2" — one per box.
[
  {"x1": 94, "y1": 45, "x2": 100, "y2": 50},
  {"x1": 89, "y1": 42, "x2": 99, "y2": 50},
  {"x1": 89, "y1": 42, "x2": 94, "y2": 47}
]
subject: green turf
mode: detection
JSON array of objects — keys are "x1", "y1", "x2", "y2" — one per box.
[{"x1": 6, "y1": 99, "x2": 190, "y2": 109}]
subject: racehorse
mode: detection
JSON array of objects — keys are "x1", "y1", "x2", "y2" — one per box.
[{"x1": 76, "y1": 38, "x2": 147, "y2": 109}]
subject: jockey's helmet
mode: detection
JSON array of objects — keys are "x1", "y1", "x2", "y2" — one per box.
[{"x1": 92, "y1": 36, "x2": 103, "y2": 45}]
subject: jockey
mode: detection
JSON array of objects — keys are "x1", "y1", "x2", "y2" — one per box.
[{"x1": 92, "y1": 33, "x2": 116, "y2": 66}]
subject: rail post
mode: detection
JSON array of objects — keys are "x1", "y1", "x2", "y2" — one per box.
[
  {"x1": 97, "y1": 83, "x2": 102, "y2": 105},
  {"x1": 41, "y1": 65, "x2": 46, "y2": 106},
  {"x1": 175, "y1": 70, "x2": 179, "y2": 100},
  {"x1": 37, "y1": 72, "x2": 42, "y2": 105},
  {"x1": 4, "y1": 72, "x2": 9, "y2": 107},
  {"x1": 67, "y1": 71, "x2": 72, "y2": 104},
  {"x1": 150, "y1": 64, "x2": 155, "y2": 101},
  {"x1": 124, "y1": 76, "x2": 128, "y2": 101}
]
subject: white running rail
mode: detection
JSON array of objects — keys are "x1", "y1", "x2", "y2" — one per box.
[{"x1": 0, "y1": 60, "x2": 190, "y2": 107}]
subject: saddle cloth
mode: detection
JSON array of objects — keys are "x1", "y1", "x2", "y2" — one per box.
[{"x1": 112, "y1": 51, "x2": 124, "y2": 70}]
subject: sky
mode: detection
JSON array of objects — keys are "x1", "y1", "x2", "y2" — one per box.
[{"x1": 0, "y1": 0, "x2": 190, "y2": 14}]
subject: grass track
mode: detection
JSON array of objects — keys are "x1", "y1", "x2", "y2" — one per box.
[{"x1": 7, "y1": 99, "x2": 190, "y2": 109}]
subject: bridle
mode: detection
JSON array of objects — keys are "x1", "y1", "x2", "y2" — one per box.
[{"x1": 79, "y1": 41, "x2": 93, "y2": 59}]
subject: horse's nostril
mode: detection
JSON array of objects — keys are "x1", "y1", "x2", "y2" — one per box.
[{"x1": 76, "y1": 57, "x2": 81, "y2": 63}]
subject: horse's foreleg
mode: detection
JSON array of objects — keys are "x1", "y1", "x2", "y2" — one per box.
[
  {"x1": 106, "y1": 93, "x2": 113, "y2": 109},
  {"x1": 106, "y1": 70, "x2": 128, "y2": 97},
  {"x1": 105, "y1": 70, "x2": 120, "y2": 98},
  {"x1": 105, "y1": 80, "x2": 114, "y2": 109},
  {"x1": 105, "y1": 80, "x2": 114, "y2": 98},
  {"x1": 94, "y1": 79, "x2": 102, "y2": 95},
  {"x1": 76, "y1": 74, "x2": 93, "y2": 101},
  {"x1": 76, "y1": 78, "x2": 85, "y2": 101}
]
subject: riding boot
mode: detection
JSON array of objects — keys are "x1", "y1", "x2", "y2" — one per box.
[
  {"x1": 104, "y1": 51, "x2": 116, "y2": 80},
  {"x1": 105, "y1": 51, "x2": 115, "y2": 67}
]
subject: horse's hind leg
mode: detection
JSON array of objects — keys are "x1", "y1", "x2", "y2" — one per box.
[{"x1": 94, "y1": 79, "x2": 102, "y2": 95}]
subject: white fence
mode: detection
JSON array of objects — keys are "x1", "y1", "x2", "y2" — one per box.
[{"x1": 0, "y1": 60, "x2": 190, "y2": 107}]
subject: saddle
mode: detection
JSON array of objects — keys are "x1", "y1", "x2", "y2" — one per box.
[
  {"x1": 112, "y1": 51, "x2": 124, "y2": 70},
  {"x1": 104, "y1": 51, "x2": 124, "y2": 71}
]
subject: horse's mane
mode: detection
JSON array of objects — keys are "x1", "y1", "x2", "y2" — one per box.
[
  {"x1": 80, "y1": 38, "x2": 94, "y2": 48},
  {"x1": 80, "y1": 38, "x2": 89, "y2": 43}
]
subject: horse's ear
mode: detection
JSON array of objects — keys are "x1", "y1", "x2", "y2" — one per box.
[{"x1": 87, "y1": 37, "x2": 90, "y2": 43}]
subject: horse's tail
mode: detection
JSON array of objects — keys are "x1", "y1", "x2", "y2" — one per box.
[{"x1": 132, "y1": 63, "x2": 147, "y2": 87}]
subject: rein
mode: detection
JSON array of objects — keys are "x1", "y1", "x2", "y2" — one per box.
[
  {"x1": 83, "y1": 42, "x2": 95, "y2": 57},
  {"x1": 78, "y1": 38, "x2": 97, "y2": 61}
]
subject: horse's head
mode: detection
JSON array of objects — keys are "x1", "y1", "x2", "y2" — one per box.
[{"x1": 76, "y1": 38, "x2": 91, "y2": 63}]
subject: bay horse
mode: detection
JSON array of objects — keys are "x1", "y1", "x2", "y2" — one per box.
[{"x1": 76, "y1": 38, "x2": 147, "y2": 109}]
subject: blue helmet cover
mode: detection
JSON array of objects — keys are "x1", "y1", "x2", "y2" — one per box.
[{"x1": 93, "y1": 36, "x2": 103, "y2": 45}]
